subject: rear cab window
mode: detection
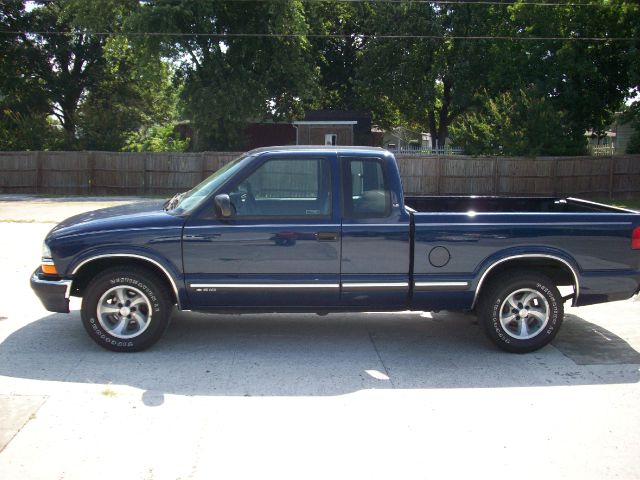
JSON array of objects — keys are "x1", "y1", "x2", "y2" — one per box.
[{"x1": 342, "y1": 157, "x2": 391, "y2": 218}]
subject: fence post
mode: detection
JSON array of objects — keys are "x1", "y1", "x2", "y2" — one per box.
[
  {"x1": 144, "y1": 153, "x2": 150, "y2": 196},
  {"x1": 608, "y1": 155, "x2": 615, "y2": 200},
  {"x1": 35, "y1": 151, "x2": 43, "y2": 194},
  {"x1": 436, "y1": 156, "x2": 442, "y2": 195},
  {"x1": 493, "y1": 157, "x2": 499, "y2": 195},
  {"x1": 552, "y1": 157, "x2": 559, "y2": 197},
  {"x1": 88, "y1": 151, "x2": 95, "y2": 195},
  {"x1": 200, "y1": 152, "x2": 206, "y2": 181}
]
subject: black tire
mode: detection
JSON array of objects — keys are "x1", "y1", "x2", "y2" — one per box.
[
  {"x1": 80, "y1": 267, "x2": 173, "y2": 352},
  {"x1": 478, "y1": 272, "x2": 564, "y2": 353}
]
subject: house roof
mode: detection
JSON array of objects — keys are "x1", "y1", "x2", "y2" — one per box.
[
  {"x1": 304, "y1": 110, "x2": 371, "y2": 121},
  {"x1": 303, "y1": 110, "x2": 372, "y2": 134}
]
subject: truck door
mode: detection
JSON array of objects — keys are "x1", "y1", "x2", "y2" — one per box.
[
  {"x1": 339, "y1": 155, "x2": 411, "y2": 308},
  {"x1": 183, "y1": 151, "x2": 341, "y2": 309}
]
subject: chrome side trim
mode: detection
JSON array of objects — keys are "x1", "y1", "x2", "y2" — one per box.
[
  {"x1": 185, "y1": 223, "x2": 408, "y2": 229},
  {"x1": 71, "y1": 254, "x2": 182, "y2": 309},
  {"x1": 416, "y1": 222, "x2": 631, "y2": 227},
  {"x1": 471, "y1": 254, "x2": 580, "y2": 309},
  {"x1": 190, "y1": 283, "x2": 339, "y2": 289},
  {"x1": 342, "y1": 224, "x2": 409, "y2": 228},
  {"x1": 186, "y1": 224, "x2": 341, "y2": 229},
  {"x1": 413, "y1": 211, "x2": 632, "y2": 217},
  {"x1": 415, "y1": 281, "x2": 469, "y2": 288},
  {"x1": 342, "y1": 282, "x2": 409, "y2": 288},
  {"x1": 191, "y1": 282, "x2": 409, "y2": 290},
  {"x1": 31, "y1": 273, "x2": 72, "y2": 298}
]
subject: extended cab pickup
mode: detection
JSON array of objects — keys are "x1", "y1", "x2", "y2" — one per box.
[{"x1": 31, "y1": 146, "x2": 640, "y2": 353}]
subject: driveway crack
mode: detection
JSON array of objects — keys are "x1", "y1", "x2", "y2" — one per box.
[{"x1": 368, "y1": 332, "x2": 395, "y2": 388}]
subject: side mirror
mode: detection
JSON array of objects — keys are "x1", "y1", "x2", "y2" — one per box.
[{"x1": 214, "y1": 194, "x2": 233, "y2": 218}]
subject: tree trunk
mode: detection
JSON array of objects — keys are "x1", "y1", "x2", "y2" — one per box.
[
  {"x1": 437, "y1": 79, "x2": 452, "y2": 150},
  {"x1": 426, "y1": 78, "x2": 454, "y2": 150},
  {"x1": 428, "y1": 110, "x2": 438, "y2": 149},
  {"x1": 437, "y1": 124, "x2": 449, "y2": 150},
  {"x1": 60, "y1": 96, "x2": 80, "y2": 149}
]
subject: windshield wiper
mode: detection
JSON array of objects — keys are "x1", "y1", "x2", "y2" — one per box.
[{"x1": 164, "y1": 192, "x2": 186, "y2": 211}]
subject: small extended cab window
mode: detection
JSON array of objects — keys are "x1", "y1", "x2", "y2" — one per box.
[
  {"x1": 230, "y1": 158, "x2": 332, "y2": 217},
  {"x1": 345, "y1": 158, "x2": 390, "y2": 218}
]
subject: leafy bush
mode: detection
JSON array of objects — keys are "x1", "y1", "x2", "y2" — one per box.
[
  {"x1": 450, "y1": 90, "x2": 587, "y2": 156},
  {"x1": 124, "y1": 124, "x2": 189, "y2": 152}
]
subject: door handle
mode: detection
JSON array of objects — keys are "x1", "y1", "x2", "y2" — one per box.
[{"x1": 317, "y1": 232, "x2": 339, "y2": 241}]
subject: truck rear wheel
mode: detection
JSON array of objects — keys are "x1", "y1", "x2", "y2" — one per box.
[
  {"x1": 80, "y1": 267, "x2": 172, "y2": 352},
  {"x1": 478, "y1": 273, "x2": 564, "y2": 353}
]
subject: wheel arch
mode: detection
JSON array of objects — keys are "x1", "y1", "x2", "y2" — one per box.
[
  {"x1": 472, "y1": 254, "x2": 579, "y2": 309},
  {"x1": 70, "y1": 254, "x2": 180, "y2": 308}
]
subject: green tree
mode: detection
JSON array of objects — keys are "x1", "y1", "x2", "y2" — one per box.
[
  {"x1": 304, "y1": 1, "x2": 369, "y2": 111},
  {"x1": 2, "y1": 0, "x2": 183, "y2": 151},
  {"x1": 24, "y1": 0, "x2": 110, "y2": 148},
  {"x1": 489, "y1": 0, "x2": 638, "y2": 152},
  {"x1": 355, "y1": 2, "x2": 507, "y2": 147},
  {"x1": 78, "y1": 36, "x2": 181, "y2": 150},
  {"x1": 620, "y1": 1, "x2": 640, "y2": 153},
  {"x1": 356, "y1": 1, "x2": 637, "y2": 155},
  {"x1": 0, "y1": 1, "x2": 57, "y2": 149},
  {"x1": 450, "y1": 90, "x2": 583, "y2": 156},
  {"x1": 136, "y1": 0, "x2": 318, "y2": 150},
  {"x1": 2, "y1": 0, "x2": 638, "y2": 154}
]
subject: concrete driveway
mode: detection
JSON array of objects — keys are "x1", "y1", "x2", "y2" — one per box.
[{"x1": 0, "y1": 196, "x2": 639, "y2": 479}]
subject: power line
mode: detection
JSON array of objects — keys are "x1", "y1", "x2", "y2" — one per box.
[
  {"x1": 121, "y1": 0, "x2": 629, "y2": 5},
  {"x1": 14, "y1": 0, "x2": 633, "y2": 6},
  {"x1": 0, "y1": 30, "x2": 635, "y2": 41}
]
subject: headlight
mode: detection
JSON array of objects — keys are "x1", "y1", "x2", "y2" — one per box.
[
  {"x1": 42, "y1": 241, "x2": 52, "y2": 261},
  {"x1": 41, "y1": 241, "x2": 58, "y2": 275}
]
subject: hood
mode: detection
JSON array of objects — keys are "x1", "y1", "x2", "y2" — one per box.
[{"x1": 49, "y1": 200, "x2": 182, "y2": 238}]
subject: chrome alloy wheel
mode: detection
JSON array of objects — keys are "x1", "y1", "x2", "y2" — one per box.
[
  {"x1": 499, "y1": 288, "x2": 550, "y2": 340},
  {"x1": 96, "y1": 286, "x2": 152, "y2": 339}
]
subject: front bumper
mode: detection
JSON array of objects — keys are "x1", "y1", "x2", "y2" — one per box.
[{"x1": 30, "y1": 268, "x2": 71, "y2": 313}]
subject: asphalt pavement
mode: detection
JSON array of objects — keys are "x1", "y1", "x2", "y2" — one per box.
[{"x1": 0, "y1": 196, "x2": 639, "y2": 480}]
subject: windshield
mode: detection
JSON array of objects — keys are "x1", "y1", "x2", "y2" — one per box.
[{"x1": 172, "y1": 154, "x2": 253, "y2": 214}]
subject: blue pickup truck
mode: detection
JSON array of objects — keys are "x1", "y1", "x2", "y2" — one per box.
[{"x1": 31, "y1": 146, "x2": 640, "y2": 353}]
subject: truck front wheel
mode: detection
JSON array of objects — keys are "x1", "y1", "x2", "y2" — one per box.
[
  {"x1": 478, "y1": 273, "x2": 564, "y2": 353},
  {"x1": 80, "y1": 267, "x2": 172, "y2": 352}
]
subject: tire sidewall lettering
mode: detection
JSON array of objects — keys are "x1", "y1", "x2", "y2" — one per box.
[
  {"x1": 83, "y1": 270, "x2": 169, "y2": 351},
  {"x1": 89, "y1": 317, "x2": 134, "y2": 347},
  {"x1": 108, "y1": 276, "x2": 160, "y2": 312},
  {"x1": 536, "y1": 282, "x2": 559, "y2": 333},
  {"x1": 490, "y1": 282, "x2": 560, "y2": 347},
  {"x1": 490, "y1": 296, "x2": 511, "y2": 344}
]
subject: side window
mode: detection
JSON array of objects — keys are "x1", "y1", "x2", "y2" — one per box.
[
  {"x1": 229, "y1": 158, "x2": 331, "y2": 217},
  {"x1": 345, "y1": 158, "x2": 390, "y2": 218}
]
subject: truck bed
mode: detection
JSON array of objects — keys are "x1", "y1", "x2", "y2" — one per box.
[
  {"x1": 404, "y1": 196, "x2": 634, "y2": 214},
  {"x1": 408, "y1": 197, "x2": 640, "y2": 310}
]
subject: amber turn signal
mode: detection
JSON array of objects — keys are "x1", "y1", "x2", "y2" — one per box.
[{"x1": 42, "y1": 264, "x2": 58, "y2": 275}]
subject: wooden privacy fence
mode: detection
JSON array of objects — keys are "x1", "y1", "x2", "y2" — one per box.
[
  {"x1": 0, "y1": 151, "x2": 639, "y2": 199},
  {"x1": 397, "y1": 154, "x2": 640, "y2": 199},
  {"x1": 0, "y1": 151, "x2": 241, "y2": 196}
]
